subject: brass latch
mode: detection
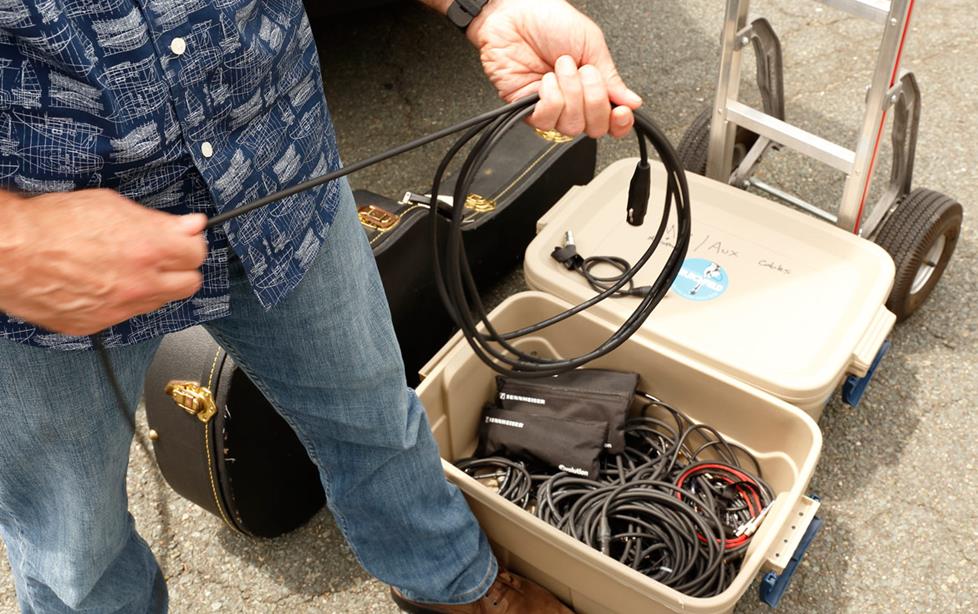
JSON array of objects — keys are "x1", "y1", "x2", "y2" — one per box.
[
  {"x1": 164, "y1": 381, "x2": 218, "y2": 423},
  {"x1": 358, "y1": 205, "x2": 400, "y2": 232},
  {"x1": 534, "y1": 128, "x2": 573, "y2": 143},
  {"x1": 464, "y1": 193, "x2": 496, "y2": 213}
]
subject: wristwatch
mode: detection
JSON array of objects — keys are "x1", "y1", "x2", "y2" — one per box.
[{"x1": 447, "y1": 0, "x2": 489, "y2": 32}]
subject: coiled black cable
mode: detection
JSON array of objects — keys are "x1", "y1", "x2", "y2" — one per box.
[
  {"x1": 458, "y1": 392, "x2": 774, "y2": 598},
  {"x1": 551, "y1": 236, "x2": 653, "y2": 297},
  {"x1": 428, "y1": 97, "x2": 690, "y2": 377},
  {"x1": 578, "y1": 255, "x2": 645, "y2": 297},
  {"x1": 454, "y1": 457, "x2": 535, "y2": 510}
]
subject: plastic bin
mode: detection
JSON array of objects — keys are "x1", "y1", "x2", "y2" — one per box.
[
  {"x1": 417, "y1": 291, "x2": 823, "y2": 614},
  {"x1": 526, "y1": 159, "x2": 896, "y2": 417}
]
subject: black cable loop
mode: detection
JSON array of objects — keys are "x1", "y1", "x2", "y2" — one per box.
[
  {"x1": 578, "y1": 256, "x2": 636, "y2": 295},
  {"x1": 427, "y1": 99, "x2": 691, "y2": 377}
]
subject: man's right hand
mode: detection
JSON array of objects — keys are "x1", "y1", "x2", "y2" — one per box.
[{"x1": 0, "y1": 189, "x2": 208, "y2": 337}]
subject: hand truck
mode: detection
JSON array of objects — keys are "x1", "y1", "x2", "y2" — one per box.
[{"x1": 676, "y1": 0, "x2": 963, "y2": 321}]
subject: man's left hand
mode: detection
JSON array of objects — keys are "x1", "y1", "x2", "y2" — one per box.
[{"x1": 464, "y1": 0, "x2": 642, "y2": 139}]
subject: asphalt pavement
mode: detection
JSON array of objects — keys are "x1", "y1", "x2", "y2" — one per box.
[{"x1": 2, "y1": 1, "x2": 975, "y2": 612}]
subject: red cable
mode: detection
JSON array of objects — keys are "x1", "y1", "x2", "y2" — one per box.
[{"x1": 675, "y1": 464, "x2": 766, "y2": 550}]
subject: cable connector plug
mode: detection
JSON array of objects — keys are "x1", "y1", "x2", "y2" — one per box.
[
  {"x1": 551, "y1": 230, "x2": 584, "y2": 270},
  {"x1": 599, "y1": 517, "x2": 612, "y2": 555},
  {"x1": 626, "y1": 160, "x2": 651, "y2": 226},
  {"x1": 734, "y1": 503, "x2": 773, "y2": 538},
  {"x1": 626, "y1": 286, "x2": 653, "y2": 297}
]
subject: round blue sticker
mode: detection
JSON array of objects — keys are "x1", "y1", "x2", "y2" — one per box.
[{"x1": 671, "y1": 258, "x2": 729, "y2": 301}]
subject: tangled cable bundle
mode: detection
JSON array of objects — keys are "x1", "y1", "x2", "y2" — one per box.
[{"x1": 455, "y1": 393, "x2": 774, "y2": 598}]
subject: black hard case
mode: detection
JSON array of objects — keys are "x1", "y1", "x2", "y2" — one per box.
[
  {"x1": 144, "y1": 327, "x2": 325, "y2": 538},
  {"x1": 143, "y1": 126, "x2": 596, "y2": 537}
]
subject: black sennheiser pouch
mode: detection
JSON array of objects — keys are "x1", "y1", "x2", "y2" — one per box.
[
  {"x1": 495, "y1": 369, "x2": 638, "y2": 453},
  {"x1": 477, "y1": 406, "x2": 606, "y2": 479}
]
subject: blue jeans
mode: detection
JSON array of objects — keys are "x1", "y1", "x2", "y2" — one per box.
[{"x1": 0, "y1": 180, "x2": 497, "y2": 613}]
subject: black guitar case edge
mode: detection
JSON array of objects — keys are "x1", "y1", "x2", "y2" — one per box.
[{"x1": 144, "y1": 329, "x2": 325, "y2": 538}]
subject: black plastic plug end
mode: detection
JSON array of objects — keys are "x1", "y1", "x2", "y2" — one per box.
[
  {"x1": 551, "y1": 244, "x2": 584, "y2": 270},
  {"x1": 599, "y1": 517, "x2": 612, "y2": 555},
  {"x1": 551, "y1": 230, "x2": 584, "y2": 270},
  {"x1": 626, "y1": 160, "x2": 651, "y2": 227}
]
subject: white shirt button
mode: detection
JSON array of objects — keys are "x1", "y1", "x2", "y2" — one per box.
[
  {"x1": 170, "y1": 37, "x2": 187, "y2": 56},
  {"x1": 200, "y1": 142, "x2": 214, "y2": 158}
]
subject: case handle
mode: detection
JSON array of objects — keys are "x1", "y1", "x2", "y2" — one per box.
[
  {"x1": 849, "y1": 305, "x2": 895, "y2": 376},
  {"x1": 843, "y1": 339, "x2": 891, "y2": 407},
  {"x1": 760, "y1": 495, "x2": 823, "y2": 607}
]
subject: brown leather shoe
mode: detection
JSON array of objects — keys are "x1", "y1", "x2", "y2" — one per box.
[{"x1": 390, "y1": 569, "x2": 574, "y2": 613}]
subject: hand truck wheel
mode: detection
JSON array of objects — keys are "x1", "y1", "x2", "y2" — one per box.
[
  {"x1": 874, "y1": 188, "x2": 963, "y2": 321},
  {"x1": 676, "y1": 106, "x2": 759, "y2": 177}
]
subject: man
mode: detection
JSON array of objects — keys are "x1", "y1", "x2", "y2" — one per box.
[{"x1": 0, "y1": 0, "x2": 642, "y2": 611}]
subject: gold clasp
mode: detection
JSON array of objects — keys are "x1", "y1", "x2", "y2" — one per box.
[
  {"x1": 358, "y1": 205, "x2": 400, "y2": 232},
  {"x1": 164, "y1": 380, "x2": 218, "y2": 423},
  {"x1": 534, "y1": 128, "x2": 574, "y2": 143},
  {"x1": 464, "y1": 193, "x2": 496, "y2": 213}
]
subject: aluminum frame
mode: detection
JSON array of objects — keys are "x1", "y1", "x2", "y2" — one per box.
[{"x1": 705, "y1": 0, "x2": 919, "y2": 236}]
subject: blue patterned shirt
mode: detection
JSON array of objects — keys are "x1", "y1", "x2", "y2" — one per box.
[{"x1": 0, "y1": 0, "x2": 341, "y2": 350}]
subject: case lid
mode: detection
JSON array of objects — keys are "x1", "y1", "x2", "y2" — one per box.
[{"x1": 526, "y1": 159, "x2": 896, "y2": 407}]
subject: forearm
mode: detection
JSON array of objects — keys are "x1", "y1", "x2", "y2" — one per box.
[
  {"x1": 0, "y1": 191, "x2": 31, "y2": 307},
  {"x1": 0, "y1": 191, "x2": 28, "y2": 266},
  {"x1": 0, "y1": 188, "x2": 208, "y2": 335}
]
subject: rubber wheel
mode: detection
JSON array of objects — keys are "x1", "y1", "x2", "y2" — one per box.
[
  {"x1": 874, "y1": 188, "x2": 963, "y2": 321},
  {"x1": 675, "y1": 106, "x2": 760, "y2": 176}
]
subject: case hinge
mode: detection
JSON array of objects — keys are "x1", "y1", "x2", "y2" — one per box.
[
  {"x1": 358, "y1": 205, "x2": 400, "y2": 232},
  {"x1": 164, "y1": 381, "x2": 218, "y2": 423}
]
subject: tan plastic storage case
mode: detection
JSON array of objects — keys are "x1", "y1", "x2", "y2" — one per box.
[
  {"x1": 527, "y1": 159, "x2": 896, "y2": 417},
  {"x1": 417, "y1": 292, "x2": 822, "y2": 614}
]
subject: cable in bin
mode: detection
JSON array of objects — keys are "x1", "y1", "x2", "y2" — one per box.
[{"x1": 457, "y1": 372, "x2": 779, "y2": 599}]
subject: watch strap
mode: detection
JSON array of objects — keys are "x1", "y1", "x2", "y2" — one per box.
[{"x1": 447, "y1": 0, "x2": 489, "y2": 31}]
